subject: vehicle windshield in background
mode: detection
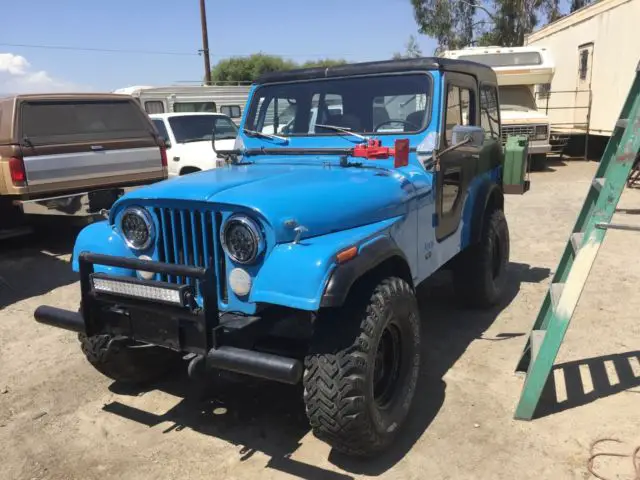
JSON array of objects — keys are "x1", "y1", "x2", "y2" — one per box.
[
  {"x1": 245, "y1": 73, "x2": 432, "y2": 137},
  {"x1": 20, "y1": 100, "x2": 151, "y2": 145},
  {"x1": 498, "y1": 85, "x2": 538, "y2": 111},
  {"x1": 168, "y1": 115, "x2": 238, "y2": 143}
]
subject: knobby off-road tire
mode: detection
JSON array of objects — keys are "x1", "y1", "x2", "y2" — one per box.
[
  {"x1": 453, "y1": 208, "x2": 510, "y2": 308},
  {"x1": 78, "y1": 333, "x2": 179, "y2": 385},
  {"x1": 303, "y1": 277, "x2": 421, "y2": 457}
]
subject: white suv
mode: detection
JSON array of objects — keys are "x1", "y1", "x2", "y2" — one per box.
[{"x1": 149, "y1": 112, "x2": 238, "y2": 177}]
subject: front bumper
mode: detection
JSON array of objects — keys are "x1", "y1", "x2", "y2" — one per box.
[
  {"x1": 34, "y1": 252, "x2": 302, "y2": 384},
  {"x1": 17, "y1": 187, "x2": 133, "y2": 217},
  {"x1": 527, "y1": 143, "x2": 552, "y2": 155}
]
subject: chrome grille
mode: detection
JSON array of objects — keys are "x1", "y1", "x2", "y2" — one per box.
[
  {"x1": 152, "y1": 207, "x2": 227, "y2": 303},
  {"x1": 501, "y1": 124, "x2": 548, "y2": 144}
]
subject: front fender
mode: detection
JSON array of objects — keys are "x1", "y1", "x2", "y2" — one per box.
[
  {"x1": 250, "y1": 216, "x2": 408, "y2": 311},
  {"x1": 71, "y1": 221, "x2": 136, "y2": 276}
]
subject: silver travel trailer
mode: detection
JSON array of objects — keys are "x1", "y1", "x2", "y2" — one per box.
[{"x1": 113, "y1": 84, "x2": 252, "y2": 123}]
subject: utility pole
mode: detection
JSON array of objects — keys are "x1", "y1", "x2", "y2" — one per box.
[{"x1": 199, "y1": 0, "x2": 212, "y2": 85}]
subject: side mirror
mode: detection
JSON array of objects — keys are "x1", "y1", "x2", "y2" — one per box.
[
  {"x1": 164, "y1": 139, "x2": 171, "y2": 149},
  {"x1": 211, "y1": 123, "x2": 243, "y2": 161},
  {"x1": 451, "y1": 125, "x2": 485, "y2": 148}
]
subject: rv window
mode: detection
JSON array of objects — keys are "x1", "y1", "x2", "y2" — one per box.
[
  {"x1": 498, "y1": 85, "x2": 537, "y2": 111},
  {"x1": 480, "y1": 85, "x2": 500, "y2": 140},
  {"x1": 174, "y1": 102, "x2": 216, "y2": 113},
  {"x1": 579, "y1": 50, "x2": 589, "y2": 80},
  {"x1": 20, "y1": 99, "x2": 151, "y2": 145},
  {"x1": 458, "y1": 51, "x2": 542, "y2": 67},
  {"x1": 145, "y1": 101, "x2": 165, "y2": 114},
  {"x1": 220, "y1": 105, "x2": 241, "y2": 118}
]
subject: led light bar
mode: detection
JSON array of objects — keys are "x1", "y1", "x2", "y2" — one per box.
[{"x1": 91, "y1": 274, "x2": 189, "y2": 306}]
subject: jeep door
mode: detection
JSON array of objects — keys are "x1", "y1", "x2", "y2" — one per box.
[{"x1": 435, "y1": 72, "x2": 480, "y2": 241}]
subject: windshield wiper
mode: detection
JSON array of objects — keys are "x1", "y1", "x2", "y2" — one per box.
[
  {"x1": 243, "y1": 128, "x2": 288, "y2": 143},
  {"x1": 314, "y1": 124, "x2": 368, "y2": 141}
]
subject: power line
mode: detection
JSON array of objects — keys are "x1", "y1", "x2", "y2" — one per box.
[
  {"x1": 0, "y1": 42, "x2": 199, "y2": 56},
  {"x1": 0, "y1": 42, "x2": 370, "y2": 58}
]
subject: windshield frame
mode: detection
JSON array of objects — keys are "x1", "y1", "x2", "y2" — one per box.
[
  {"x1": 244, "y1": 71, "x2": 434, "y2": 138},
  {"x1": 167, "y1": 114, "x2": 238, "y2": 143}
]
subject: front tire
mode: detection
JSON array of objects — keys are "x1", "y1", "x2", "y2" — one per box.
[
  {"x1": 453, "y1": 208, "x2": 510, "y2": 308},
  {"x1": 303, "y1": 277, "x2": 421, "y2": 457},
  {"x1": 529, "y1": 153, "x2": 547, "y2": 171},
  {"x1": 79, "y1": 333, "x2": 179, "y2": 385}
]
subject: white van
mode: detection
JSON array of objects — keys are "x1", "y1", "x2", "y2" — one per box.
[
  {"x1": 439, "y1": 46, "x2": 554, "y2": 170},
  {"x1": 149, "y1": 112, "x2": 238, "y2": 177}
]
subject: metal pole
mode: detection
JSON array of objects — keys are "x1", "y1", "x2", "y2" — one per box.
[{"x1": 199, "y1": 0, "x2": 212, "y2": 86}]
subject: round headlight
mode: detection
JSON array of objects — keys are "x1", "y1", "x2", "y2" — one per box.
[
  {"x1": 120, "y1": 207, "x2": 154, "y2": 251},
  {"x1": 220, "y1": 215, "x2": 265, "y2": 264}
]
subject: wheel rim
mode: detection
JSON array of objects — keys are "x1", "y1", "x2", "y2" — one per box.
[{"x1": 373, "y1": 323, "x2": 403, "y2": 408}]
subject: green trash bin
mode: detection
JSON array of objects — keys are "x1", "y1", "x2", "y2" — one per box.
[{"x1": 503, "y1": 135, "x2": 531, "y2": 194}]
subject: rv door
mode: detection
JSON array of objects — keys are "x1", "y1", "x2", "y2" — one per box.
[{"x1": 574, "y1": 43, "x2": 594, "y2": 130}]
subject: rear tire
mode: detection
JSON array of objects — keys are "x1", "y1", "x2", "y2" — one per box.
[
  {"x1": 303, "y1": 277, "x2": 421, "y2": 457},
  {"x1": 79, "y1": 333, "x2": 179, "y2": 385},
  {"x1": 529, "y1": 153, "x2": 547, "y2": 171},
  {"x1": 453, "y1": 208, "x2": 510, "y2": 308}
]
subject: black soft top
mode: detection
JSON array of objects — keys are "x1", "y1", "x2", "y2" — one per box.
[{"x1": 256, "y1": 57, "x2": 498, "y2": 85}]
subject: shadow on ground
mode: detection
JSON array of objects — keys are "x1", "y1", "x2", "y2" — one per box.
[
  {"x1": 0, "y1": 226, "x2": 79, "y2": 309},
  {"x1": 101, "y1": 261, "x2": 551, "y2": 478},
  {"x1": 534, "y1": 350, "x2": 640, "y2": 419}
]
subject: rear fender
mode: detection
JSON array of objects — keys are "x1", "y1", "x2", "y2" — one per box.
[{"x1": 460, "y1": 166, "x2": 504, "y2": 249}]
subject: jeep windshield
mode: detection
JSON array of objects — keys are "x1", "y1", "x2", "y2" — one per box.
[
  {"x1": 245, "y1": 73, "x2": 432, "y2": 138},
  {"x1": 168, "y1": 114, "x2": 238, "y2": 143}
]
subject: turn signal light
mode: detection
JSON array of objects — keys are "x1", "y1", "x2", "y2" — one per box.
[
  {"x1": 394, "y1": 139, "x2": 410, "y2": 167},
  {"x1": 336, "y1": 246, "x2": 358, "y2": 264}
]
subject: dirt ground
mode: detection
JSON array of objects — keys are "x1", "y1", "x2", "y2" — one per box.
[{"x1": 1, "y1": 158, "x2": 639, "y2": 480}]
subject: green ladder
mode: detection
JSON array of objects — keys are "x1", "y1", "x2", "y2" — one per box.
[{"x1": 513, "y1": 61, "x2": 640, "y2": 420}]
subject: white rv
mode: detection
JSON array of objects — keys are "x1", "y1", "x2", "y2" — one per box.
[
  {"x1": 525, "y1": 0, "x2": 640, "y2": 139},
  {"x1": 439, "y1": 46, "x2": 554, "y2": 170},
  {"x1": 113, "y1": 84, "x2": 252, "y2": 124}
]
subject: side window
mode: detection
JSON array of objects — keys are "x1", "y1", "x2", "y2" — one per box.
[
  {"x1": 220, "y1": 105, "x2": 241, "y2": 118},
  {"x1": 151, "y1": 119, "x2": 170, "y2": 144},
  {"x1": 144, "y1": 101, "x2": 164, "y2": 114},
  {"x1": 480, "y1": 85, "x2": 500, "y2": 140},
  {"x1": 174, "y1": 102, "x2": 216, "y2": 113},
  {"x1": 445, "y1": 85, "x2": 473, "y2": 144}
]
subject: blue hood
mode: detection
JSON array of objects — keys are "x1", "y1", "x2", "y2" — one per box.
[{"x1": 120, "y1": 161, "x2": 421, "y2": 241}]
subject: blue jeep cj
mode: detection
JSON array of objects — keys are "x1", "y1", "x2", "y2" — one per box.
[{"x1": 35, "y1": 57, "x2": 523, "y2": 456}]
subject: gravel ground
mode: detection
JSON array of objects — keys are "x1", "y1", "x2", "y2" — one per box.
[{"x1": 1, "y1": 158, "x2": 639, "y2": 480}]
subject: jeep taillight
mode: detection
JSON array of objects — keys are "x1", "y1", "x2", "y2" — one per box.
[
  {"x1": 9, "y1": 156, "x2": 26, "y2": 186},
  {"x1": 160, "y1": 145, "x2": 168, "y2": 168}
]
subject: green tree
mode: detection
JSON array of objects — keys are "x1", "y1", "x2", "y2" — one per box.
[
  {"x1": 570, "y1": 0, "x2": 592, "y2": 12},
  {"x1": 410, "y1": 0, "x2": 565, "y2": 51},
  {"x1": 210, "y1": 53, "x2": 297, "y2": 83},
  {"x1": 210, "y1": 55, "x2": 347, "y2": 83},
  {"x1": 393, "y1": 34, "x2": 424, "y2": 59},
  {"x1": 300, "y1": 58, "x2": 348, "y2": 68}
]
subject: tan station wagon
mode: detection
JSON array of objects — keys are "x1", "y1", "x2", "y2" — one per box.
[{"x1": 0, "y1": 93, "x2": 168, "y2": 238}]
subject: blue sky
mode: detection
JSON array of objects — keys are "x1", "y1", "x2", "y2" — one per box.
[{"x1": 0, "y1": 0, "x2": 571, "y2": 93}]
